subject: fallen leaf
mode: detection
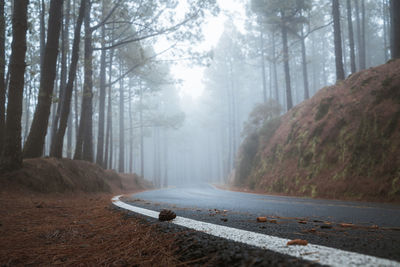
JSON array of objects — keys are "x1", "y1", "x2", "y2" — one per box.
[
  {"x1": 269, "y1": 219, "x2": 277, "y2": 224},
  {"x1": 339, "y1": 223, "x2": 354, "y2": 228},
  {"x1": 287, "y1": 239, "x2": 308, "y2": 246},
  {"x1": 257, "y1": 217, "x2": 267, "y2": 222}
]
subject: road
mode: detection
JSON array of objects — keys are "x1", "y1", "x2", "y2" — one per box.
[{"x1": 121, "y1": 183, "x2": 400, "y2": 265}]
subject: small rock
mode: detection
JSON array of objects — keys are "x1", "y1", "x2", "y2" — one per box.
[
  {"x1": 298, "y1": 220, "x2": 307, "y2": 224},
  {"x1": 36, "y1": 202, "x2": 44, "y2": 208},
  {"x1": 320, "y1": 225, "x2": 333, "y2": 229},
  {"x1": 269, "y1": 219, "x2": 277, "y2": 224},
  {"x1": 159, "y1": 209, "x2": 176, "y2": 221},
  {"x1": 220, "y1": 218, "x2": 228, "y2": 222}
]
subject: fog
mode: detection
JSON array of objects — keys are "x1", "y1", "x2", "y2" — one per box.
[{"x1": 5, "y1": 0, "x2": 390, "y2": 186}]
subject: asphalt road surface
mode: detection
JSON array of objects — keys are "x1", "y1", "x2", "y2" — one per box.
[{"x1": 123, "y1": 183, "x2": 400, "y2": 265}]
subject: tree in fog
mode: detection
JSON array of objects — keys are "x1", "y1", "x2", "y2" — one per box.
[
  {"x1": 251, "y1": 0, "x2": 310, "y2": 110},
  {"x1": 23, "y1": 0, "x2": 63, "y2": 158},
  {"x1": 332, "y1": 0, "x2": 345, "y2": 81},
  {"x1": 50, "y1": 0, "x2": 86, "y2": 158},
  {"x1": 346, "y1": 0, "x2": 356, "y2": 74},
  {"x1": 0, "y1": 0, "x2": 29, "y2": 171},
  {"x1": 391, "y1": 0, "x2": 400, "y2": 58}
]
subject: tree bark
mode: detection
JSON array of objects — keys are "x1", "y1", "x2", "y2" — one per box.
[
  {"x1": 140, "y1": 82, "x2": 144, "y2": 177},
  {"x1": 40, "y1": 0, "x2": 45, "y2": 74},
  {"x1": 271, "y1": 31, "x2": 279, "y2": 104},
  {"x1": 23, "y1": 0, "x2": 63, "y2": 158},
  {"x1": 332, "y1": 0, "x2": 345, "y2": 81},
  {"x1": 347, "y1": 0, "x2": 356, "y2": 74},
  {"x1": 391, "y1": 0, "x2": 400, "y2": 58},
  {"x1": 96, "y1": 2, "x2": 107, "y2": 167},
  {"x1": 281, "y1": 18, "x2": 293, "y2": 110},
  {"x1": 128, "y1": 83, "x2": 133, "y2": 173},
  {"x1": 360, "y1": 0, "x2": 366, "y2": 69},
  {"x1": 104, "y1": 48, "x2": 114, "y2": 169},
  {"x1": 0, "y1": 0, "x2": 29, "y2": 171},
  {"x1": 50, "y1": 0, "x2": 70, "y2": 155},
  {"x1": 118, "y1": 61, "x2": 125, "y2": 173},
  {"x1": 383, "y1": 0, "x2": 389, "y2": 61},
  {"x1": 51, "y1": 0, "x2": 85, "y2": 158},
  {"x1": 260, "y1": 31, "x2": 267, "y2": 103},
  {"x1": 0, "y1": 0, "x2": 5, "y2": 153},
  {"x1": 74, "y1": 0, "x2": 93, "y2": 161},
  {"x1": 300, "y1": 28, "x2": 310, "y2": 100}
]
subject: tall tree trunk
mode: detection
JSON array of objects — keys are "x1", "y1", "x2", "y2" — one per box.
[
  {"x1": 0, "y1": 0, "x2": 5, "y2": 153},
  {"x1": 96, "y1": 3, "x2": 107, "y2": 167},
  {"x1": 140, "y1": 83, "x2": 144, "y2": 177},
  {"x1": 51, "y1": 0, "x2": 85, "y2": 158},
  {"x1": 281, "y1": 19, "x2": 293, "y2": 110},
  {"x1": 118, "y1": 62, "x2": 125, "y2": 173},
  {"x1": 23, "y1": 0, "x2": 63, "y2": 158},
  {"x1": 74, "y1": 0, "x2": 93, "y2": 161},
  {"x1": 391, "y1": 0, "x2": 400, "y2": 58},
  {"x1": 271, "y1": 31, "x2": 279, "y2": 104},
  {"x1": 359, "y1": 0, "x2": 366, "y2": 69},
  {"x1": 347, "y1": 0, "x2": 356, "y2": 74},
  {"x1": 300, "y1": 30, "x2": 310, "y2": 100},
  {"x1": 355, "y1": 0, "x2": 362, "y2": 69},
  {"x1": 23, "y1": 83, "x2": 31, "y2": 143},
  {"x1": 332, "y1": 0, "x2": 345, "y2": 81},
  {"x1": 163, "y1": 129, "x2": 168, "y2": 187},
  {"x1": 128, "y1": 84, "x2": 133, "y2": 173},
  {"x1": 383, "y1": 0, "x2": 389, "y2": 61},
  {"x1": 260, "y1": 31, "x2": 267, "y2": 103},
  {"x1": 0, "y1": 0, "x2": 29, "y2": 171},
  {"x1": 50, "y1": 0, "x2": 70, "y2": 155},
  {"x1": 104, "y1": 48, "x2": 114, "y2": 169},
  {"x1": 67, "y1": 104, "x2": 72, "y2": 158},
  {"x1": 40, "y1": 0, "x2": 45, "y2": 74}
]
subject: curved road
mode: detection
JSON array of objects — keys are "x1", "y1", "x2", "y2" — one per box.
[
  {"x1": 131, "y1": 183, "x2": 400, "y2": 227},
  {"x1": 124, "y1": 183, "x2": 400, "y2": 264}
]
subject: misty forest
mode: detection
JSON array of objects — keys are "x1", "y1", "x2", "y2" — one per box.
[
  {"x1": 1, "y1": 0, "x2": 400, "y2": 195},
  {"x1": 1, "y1": 0, "x2": 400, "y2": 265}
]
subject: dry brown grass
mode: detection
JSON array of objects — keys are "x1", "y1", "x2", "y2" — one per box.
[{"x1": 0, "y1": 192, "x2": 184, "y2": 266}]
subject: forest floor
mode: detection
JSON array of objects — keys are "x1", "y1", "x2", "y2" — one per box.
[{"x1": 0, "y1": 158, "x2": 187, "y2": 266}]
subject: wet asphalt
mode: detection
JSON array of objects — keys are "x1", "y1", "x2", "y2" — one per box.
[{"x1": 122, "y1": 183, "x2": 400, "y2": 265}]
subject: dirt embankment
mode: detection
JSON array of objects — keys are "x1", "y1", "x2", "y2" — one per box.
[
  {"x1": 0, "y1": 158, "x2": 187, "y2": 266},
  {"x1": 0, "y1": 157, "x2": 147, "y2": 194},
  {"x1": 235, "y1": 59, "x2": 400, "y2": 203}
]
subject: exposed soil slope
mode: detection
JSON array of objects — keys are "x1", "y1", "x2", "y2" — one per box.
[{"x1": 235, "y1": 59, "x2": 400, "y2": 202}]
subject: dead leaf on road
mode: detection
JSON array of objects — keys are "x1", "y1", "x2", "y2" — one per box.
[
  {"x1": 287, "y1": 239, "x2": 308, "y2": 246},
  {"x1": 257, "y1": 217, "x2": 267, "y2": 222}
]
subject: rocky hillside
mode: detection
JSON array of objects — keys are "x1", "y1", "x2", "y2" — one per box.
[{"x1": 235, "y1": 59, "x2": 400, "y2": 202}]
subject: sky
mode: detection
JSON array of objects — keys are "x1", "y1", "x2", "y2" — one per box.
[{"x1": 155, "y1": 0, "x2": 246, "y2": 100}]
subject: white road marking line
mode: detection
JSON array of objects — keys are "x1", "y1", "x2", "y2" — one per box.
[{"x1": 112, "y1": 195, "x2": 400, "y2": 267}]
